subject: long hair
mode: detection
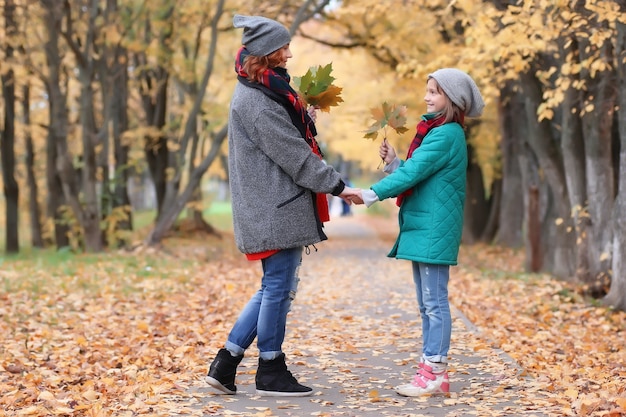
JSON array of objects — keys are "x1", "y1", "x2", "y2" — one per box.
[
  {"x1": 242, "y1": 49, "x2": 284, "y2": 83},
  {"x1": 431, "y1": 79, "x2": 464, "y2": 124}
]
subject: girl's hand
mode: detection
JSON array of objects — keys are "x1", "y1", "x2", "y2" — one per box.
[{"x1": 379, "y1": 139, "x2": 397, "y2": 164}]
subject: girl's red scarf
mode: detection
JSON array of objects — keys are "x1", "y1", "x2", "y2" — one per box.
[
  {"x1": 395, "y1": 113, "x2": 463, "y2": 207},
  {"x1": 235, "y1": 47, "x2": 329, "y2": 222}
]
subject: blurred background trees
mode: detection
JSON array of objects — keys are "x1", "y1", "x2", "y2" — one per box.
[{"x1": 0, "y1": 0, "x2": 625, "y2": 311}]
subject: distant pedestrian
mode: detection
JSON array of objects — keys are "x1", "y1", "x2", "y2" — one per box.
[
  {"x1": 350, "y1": 68, "x2": 484, "y2": 396},
  {"x1": 341, "y1": 177, "x2": 353, "y2": 216},
  {"x1": 205, "y1": 14, "x2": 358, "y2": 397}
]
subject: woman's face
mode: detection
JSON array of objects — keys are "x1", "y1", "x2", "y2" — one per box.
[
  {"x1": 424, "y1": 78, "x2": 447, "y2": 113},
  {"x1": 275, "y1": 44, "x2": 292, "y2": 68}
]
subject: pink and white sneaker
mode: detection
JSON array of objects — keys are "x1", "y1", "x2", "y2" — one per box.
[{"x1": 395, "y1": 359, "x2": 450, "y2": 397}]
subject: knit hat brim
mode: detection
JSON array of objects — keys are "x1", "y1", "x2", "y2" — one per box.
[
  {"x1": 428, "y1": 68, "x2": 485, "y2": 117},
  {"x1": 233, "y1": 14, "x2": 291, "y2": 57}
]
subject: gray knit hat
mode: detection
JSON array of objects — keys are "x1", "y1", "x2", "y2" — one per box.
[
  {"x1": 428, "y1": 68, "x2": 485, "y2": 117},
  {"x1": 233, "y1": 14, "x2": 291, "y2": 57}
]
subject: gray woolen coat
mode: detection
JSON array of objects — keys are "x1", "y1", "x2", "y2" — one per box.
[{"x1": 228, "y1": 80, "x2": 345, "y2": 254}]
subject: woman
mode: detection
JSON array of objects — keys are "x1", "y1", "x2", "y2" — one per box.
[
  {"x1": 206, "y1": 14, "x2": 357, "y2": 398},
  {"x1": 356, "y1": 68, "x2": 484, "y2": 396}
]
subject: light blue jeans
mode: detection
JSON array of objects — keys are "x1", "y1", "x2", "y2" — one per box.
[
  {"x1": 225, "y1": 247, "x2": 302, "y2": 361},
  {"x1": 412, "y1": 262, "x2": 451, "y2": 364}
]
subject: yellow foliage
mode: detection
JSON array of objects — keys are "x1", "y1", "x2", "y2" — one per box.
[
  {"x1": 289, "y1": 38, "x2": 417, "y2": 171},
  {"x1": 309, "y1": 84, "x2": 345, "y2": 113}
]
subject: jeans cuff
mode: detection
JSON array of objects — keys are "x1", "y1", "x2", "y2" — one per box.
[
  {"x1": 259, "y1": 350, "x2": 281, "y2": 361},
  {"x1": 225, "y1": 341, "x2": 245, "y2": 357},
  {"x1": 424, "y1": 354, "x2": 448, "y2": 364}
]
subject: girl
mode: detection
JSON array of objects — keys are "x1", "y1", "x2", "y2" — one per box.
[{"x1": 358, "y1": 68, "x2": 484, "y2": 396}]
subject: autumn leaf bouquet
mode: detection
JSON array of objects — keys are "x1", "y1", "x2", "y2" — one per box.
[
  {"x1": 293, "y1": 63, "x2": 344, "y2": 112},
  {"x1": 363, "y1": 101, "x2": 409, "y2": 140},
  {"x1": 363, "y1": 102, "x2": 409, "y2": 167}
]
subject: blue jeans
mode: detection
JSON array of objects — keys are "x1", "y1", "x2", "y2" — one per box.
[
  {"x1": 225, "y1": 247, "x2": 302, "y2": 361},
  {"x1": 412, "y1": 262, "x2": 451, "y2": 363}
]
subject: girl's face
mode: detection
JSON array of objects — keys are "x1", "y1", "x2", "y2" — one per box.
[
  {"x1": 276, "y1": 44, "x2": 292, "y2": 68},
  {"x1": 424, "y1": 78, "x2": 447, "y2": 113}
]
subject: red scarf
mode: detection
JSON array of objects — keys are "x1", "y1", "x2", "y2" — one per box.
[
  {"x1": 396, "y1": 114, "x2": 455, "y2": 207},
  {"x1": 235, "y1": 47, "x2": 329, "y2": 222}
]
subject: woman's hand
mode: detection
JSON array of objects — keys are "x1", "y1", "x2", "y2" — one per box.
[
  {"x1": 339, "y1": 186, "x2": 363, "y2": 205},
  {"x1": 307, "y1": 105, "x2": 320, "y2": 123},
  {"x1": 379, "y1": 139, "x2": 397, "y2": 164}
]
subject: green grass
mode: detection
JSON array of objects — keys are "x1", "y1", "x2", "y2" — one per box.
[
  {"x1": 133, "y1": 200, "x2": 233, "y2": 232},
  {"x1": 0, "y1": 246, "x2": 198, "y2": 296},
  {"x1": 203, "y1": 201, "x2": 233, "y2": 231},
  {"x1": 0, "y1": 199, "x2": 233, "y2": 262},
  {"x1": 0, "y1": 245, "x2": 98, "y2": 265}
]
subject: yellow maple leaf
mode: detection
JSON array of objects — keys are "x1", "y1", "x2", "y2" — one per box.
[
  {"x1": 565, "y1": 387, "x2": 579, "y2": 400},
  {"x1": 308, "y1": 85, "x2": 344, "y2": 112},
  {"x1": 368, "y1": 389, "x2": 381, "y2": 402}
]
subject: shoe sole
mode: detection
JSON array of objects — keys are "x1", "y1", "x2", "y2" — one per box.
[
  {"x1": 205, "y1": 376, "x2": 236, "y2": 395},
  {"x1": 256, "y1": 389, "x2": 313, "y2": 397},
  {"x1": 396, "y1": 390, "x2": 450, "y2": 397}
]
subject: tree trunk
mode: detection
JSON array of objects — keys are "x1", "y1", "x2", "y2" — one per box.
[
  {"x1": 606, "y1": 129, "x2": 626, "y2": 311},
  {"x1": 604, "y1": 16, "x2": 626, "y2": 312},
  {"x1": 462, "y1": 147, "x2": 490, "y2": 244},
  {"x1": 136, "y1": 7, "x2": 174, "y2": 221},
  {"x1": 147, "y1": 125, "x2": 227, "y2": 245},
  {"x1": 2, "y1": 0, "x2": 19, "y2": 253},
  {"x1": 495, "y1": 85, "x2": 524, "y2": 247},
  {"x1": 77, "y1": 71, "x2": 104, "y2": 253},
  {"x1": 22, "y1": 84, "x2": 45, "y2": 248},
  {"x1": 578, "y1": 32, "x2": 616, "y2": 294},
  {"x1": 111, "y1": 48, "x2": 132, "y2": 235},
  {"x1": 146, "y1": 0, "x2": 226, "y2": 245},
  {"x1": 518, "y1": 142, "x2": 538, "y2": 272},
  {"x1": 559, "y1": 35, "x2": 592, "y2": 284},
  {"x1": 41, "y1": 0, "x2": 70, "y2": 249},
  {"x1": 46, "y1": 139, "x2": 70, "y2": 249},
  {"x1": 143, "y1": 70, "x2": 170, "y2": 220},
  {"x1": 56, "y1": 0, "x2": 103, "y2": 252},
  {"x1": 93, "y1": 0, "x2": 132, "y2": 247},
  {"x1": 186, "y1": 118, "x2": 204, "y2": 223},
  {"x1": 480, "y1": 179, "x2": 501, "y2": 242},
  {"x1": 520, "y1": 70, "x2": 575, "y2": 278},
  {"x1": 527, "y1": 186, "x2": 542, "y2": 272}
]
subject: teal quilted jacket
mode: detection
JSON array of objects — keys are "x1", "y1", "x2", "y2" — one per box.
[{"x1": 371, "y1": 120, "x2": 467, "y2": 265}]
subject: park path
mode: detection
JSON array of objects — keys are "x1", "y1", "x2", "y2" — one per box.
[{"x1": 191, "y1": 214, "x2": 549, "y2": 417}]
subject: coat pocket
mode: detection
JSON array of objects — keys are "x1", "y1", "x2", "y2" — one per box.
[{"x1": 277, "y1": 190, "x2": 305, "y2": 208}]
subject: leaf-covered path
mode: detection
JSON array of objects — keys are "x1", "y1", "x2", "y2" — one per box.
[
  {"x1": 1, "y1": 213, "x2": 624, "y2": 416},
  {"x1": 193, "y1": 217, "x2": 550, "y2": 417}
]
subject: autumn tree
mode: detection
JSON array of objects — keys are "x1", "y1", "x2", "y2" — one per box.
[
  {"x1": 141, "y1": 0, "x2": 333, "y2": 245},
  {"x1": 320, "y1": 0, "x2": 626, "y2": 310},
  {"x1": 604, "y1": 3, "x2": 626, "y2": 311},
  {"x1": 314, "y1": 0, "x2": 500, "y2": 245},
  {"x1": 1, "y1": 0, "x2": 19, "y2": 253},
  {"x1": 62, "y1": 0, "x2": 108, "y2": 252},
  {"x1": 468, "y1": 0, "x2": 624, "y2": 303},
  {"x1": 38, "y1": 0, "x2": 73, "y2": 250},
  {"x1": 97, "y1": 0, "x2": 134, "y2": 246},
  {"x1": 36, "y1": 0, "x2": 134, "y2": 252},
  {"x1": 1, "y1": 0, "x2": 337, "y2": 252},
  {"x1": 456, "y1": 0, "x2": 624, "y2": 308}
]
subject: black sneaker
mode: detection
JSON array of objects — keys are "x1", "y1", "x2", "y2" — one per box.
[
  {"x1": 255, "y1": 353, "x2": 313, "y2": 397},
  {"x1": 206, "y1": 348, "x2": 243, "y2": 394}
]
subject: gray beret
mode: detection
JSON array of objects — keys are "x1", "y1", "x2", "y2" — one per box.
[
  {"x1": 428, "y1": 68, "x2": 485, "y2": 117},
  {"x1": 233, "y1": 14, "x2": 291, "y2": 57}
]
